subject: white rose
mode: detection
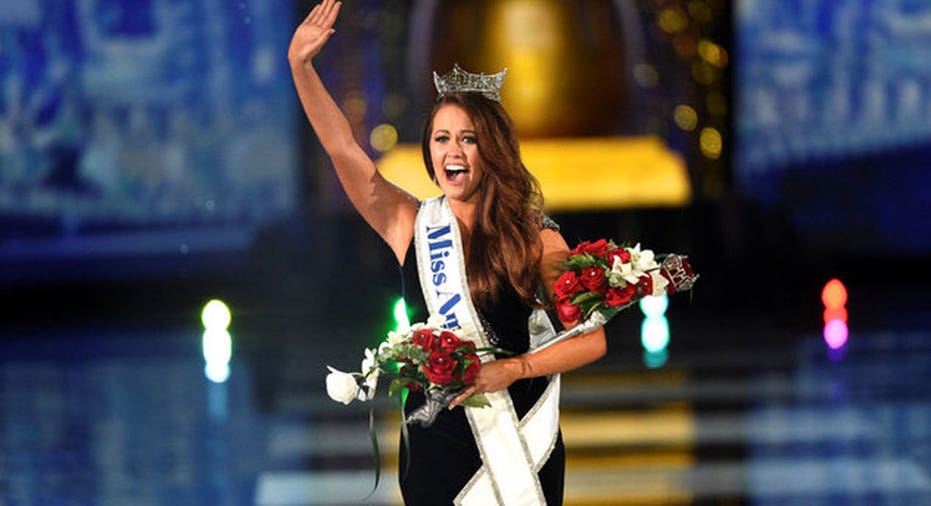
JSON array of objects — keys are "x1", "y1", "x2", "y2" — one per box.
[{"x1": 325, "y1": 366, "x2": 360, "y2": 405}]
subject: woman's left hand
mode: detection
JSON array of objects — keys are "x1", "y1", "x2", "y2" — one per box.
[{"x1": 448, "y1": 357, "x2": 525, "y2": 409}]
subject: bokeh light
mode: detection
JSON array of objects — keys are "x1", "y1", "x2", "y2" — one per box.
[
  {"x1": 640, "y1": 295, "x2": 670, "y2": 357},
  {"x1": 370, "y1": 123, "x2": 398, "y2": 152},
  {"x1": 697, "y1": 39, "x2": 728, "y2": 68},
  {"x1": 201, "y1": 299, "x2": 231, "y2": 330},
  {"x1": 674, "y1": 105, "x2": 699, "y2": 131},
  {"x1": 641, "y1": 316, "x2": 671, "y2": 353},
  {"x1": 393, "y1": 297, "x2": 411, "y2": 333},
  {"x1": 823, "y1": 319, "x2": 849, "y2": 350},
  {"x1": 659, "y1": 7, "x2": 688, "y2": 34},
  {"x1": 633, "y1": 64, "x2": 659, "y2": 88},
  {"x1": 202, "y1": 299, "x2": 232, "y2": 384},
  {"x1": 202, "y1": 328, "x2": 232, "y2": 384},
  {"x1": 639, "y1": 295, "x2": 670, "y2": 318},
  {"x1": 821, "y1": 278, "x2": 848, "y2": 308},
  {"x1": 700, "y1": 127, "x2": 723, "y2": 159},
  {"x1": 821, "y1": 279, "x2": 849, "y2": 351},
  {"x1": 823, "y1": 306, "x2": 848, "y2": 324}
]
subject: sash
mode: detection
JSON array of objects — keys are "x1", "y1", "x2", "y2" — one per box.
[{"x1": 414, "y1": 197, "x2": 560, "y2": 506}]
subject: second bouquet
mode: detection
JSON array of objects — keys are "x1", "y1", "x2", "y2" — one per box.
[{"x1": 325, "y1": 316, "x2": 501, "y2": 427}]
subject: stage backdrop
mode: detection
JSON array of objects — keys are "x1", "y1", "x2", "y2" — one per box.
[
  {"x1": 736, "y1": 0, "x2": 931, "y2": 254},
  {"x1": 0, "y1": 0, "x2": 298, "y2": 279}
]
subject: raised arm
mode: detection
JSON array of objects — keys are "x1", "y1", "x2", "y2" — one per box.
[{"x1": 288, "y1": 0, "x2": 417, "y2": 262}]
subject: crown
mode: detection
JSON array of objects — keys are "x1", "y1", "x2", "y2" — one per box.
[{"x1": 433, "y1": 63, "x2": 507, "y2": 102}]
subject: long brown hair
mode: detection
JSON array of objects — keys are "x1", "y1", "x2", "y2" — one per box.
[{"x1": 421, "y1": 93, "x2": 545, "y2": 308}]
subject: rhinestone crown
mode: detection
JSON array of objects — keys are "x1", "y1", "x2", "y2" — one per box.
[{"x1": 433, "y1": 63, "x2": 507, "y2": 102}]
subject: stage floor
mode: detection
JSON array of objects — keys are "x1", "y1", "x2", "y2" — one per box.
[{"x1": 2, "y1": 311, "x2": 929, "y2": 505}]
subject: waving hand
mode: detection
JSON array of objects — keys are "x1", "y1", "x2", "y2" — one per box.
[{"x1": 289, "y1": 0, "x2": 342, "y2": 65}]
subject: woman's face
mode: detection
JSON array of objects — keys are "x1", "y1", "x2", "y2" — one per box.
[{"x1": 429, "y1": 103, "x2": 485, "y2": 205}]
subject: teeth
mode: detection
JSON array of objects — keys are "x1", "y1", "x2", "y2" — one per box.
[{"x1": 445, "y1": 165, "x2": 468, "y2": 173}]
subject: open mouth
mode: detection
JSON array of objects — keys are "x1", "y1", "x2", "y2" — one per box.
[{"x1": 444, "y1": 164, "x2": 469, "y2": 184}]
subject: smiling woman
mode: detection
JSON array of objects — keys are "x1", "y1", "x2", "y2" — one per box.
[
  {"x1": 289, "y1": 1, "x2": 607, "y2": 504},
  {"x1": 428, "y1": 104, "x2": 485, "y2": 204}
]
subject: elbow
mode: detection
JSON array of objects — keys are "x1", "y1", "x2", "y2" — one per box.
[{"x1": 587, "y1": 329, "x2": 608, "y2": 363}]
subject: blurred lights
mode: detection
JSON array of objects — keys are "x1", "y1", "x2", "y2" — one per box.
[
  {"x1": 699, "y1": 127, "x2": 723, "y2": 159},
  {"x1": 821, "y1": 279, "x2": 849, "y2": 351},
  {"x1": 370, "y1": 123, "x2": 398, "y2": 152},
  {"x1": 697, "y1": 39, "x2": 728, "y2": 68},
  {"x1": 343, "y1": 91, "x2": 367, "y2": 121},
  {"x1": 640, "y1": 294, "x2": 669, "y2": 317},
  {"x1": 201, "y1": 299, "x2": 231, "y2": 330},
  {"x1": 674, "y1": 105, "x2": 698, "y2": 131},
  {"x1": 688, "y1": 1, "x2": 713, "y2": 23},
  {"x1": 823, "y1": 319, "x2": 848, "y2": 350},
  {"x1": 659, "y1": 7, "x2": 688, "y2": 34},
  {"x1": 633, "y1": 64, "x2": 659, "y2": 88},
  {"x1": 393, "y1": 297, "x2": 411, "y2": 333},
  {"x1": 641, "y1": 316, "x2": 671, "y2": 353},
  {"x1": 821, "y1": 278, "x2": 848, "y2": 308},
  {"x1": 640, "y1": 295, "x2": 670, "y2": 361},
  {"x1": 202, "y1": 299, "x2": 232, "y2": 384},
  {"x1": 691, "y1": 61, "x2": 716, "y2": 85}
]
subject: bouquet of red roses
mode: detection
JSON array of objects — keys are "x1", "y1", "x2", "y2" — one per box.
[
  {"x1": 325, "y1": 316, "x2": 494, "y2": 427},
  {"x1": 538, "y1": 239, "x2": 697, "y2": 350}
]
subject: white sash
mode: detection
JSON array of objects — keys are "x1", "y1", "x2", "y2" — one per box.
[{"x1": 413, "y1": 197, "x2": 560, "y2": 506}]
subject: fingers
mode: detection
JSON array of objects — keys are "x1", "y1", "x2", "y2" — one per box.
[
  {"x1": 448, "y1": 385, "x2": 478, "y2": 410},
  {"x1": 322, "y1": 0, "x2": 341, "y2": 28},
  {"x1": 306, "y1": 0, "x2": 339, "y2": 27},
  {"x1": 302, "y1": 3, "x2": 321, "y2": 25}
]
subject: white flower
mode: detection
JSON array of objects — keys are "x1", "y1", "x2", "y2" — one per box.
[
  {"x1": 649, "y1": 271, "x2": 669, "y2": 296},
  {"x1": 611, "y1": 255, "x2": 641, "y2": 285},
  {"x1": 378, "y1": 340, "x2": 392, "y2": 355},
  {"x1": 358, "y1": 348, "x2": 380, "y2": 401},
  {"x1": 325, "y1": 366, "x2": 360, "y2": 405},
  {"x1": 630, "y1": 243, "x2": 659, "y2": 273},
  {"x1": 386, "y1": 330, "x2": 407, "y2": 346}
]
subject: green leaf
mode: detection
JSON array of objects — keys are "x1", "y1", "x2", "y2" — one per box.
[
  {"x1": 365, "y1": 408, "x2": 380, "y2": 498},
  {"x1": 459, "y1": 393, "x2": 491, "y2": 408}
]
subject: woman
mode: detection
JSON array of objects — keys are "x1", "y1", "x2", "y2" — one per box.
[{"x1": 289, "y1": 2, "x2": 607, "y2": 504}]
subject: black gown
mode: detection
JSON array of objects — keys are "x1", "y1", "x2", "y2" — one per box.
[{"x1": 397, "y1": 243, "x2": 565, "y2": 506}]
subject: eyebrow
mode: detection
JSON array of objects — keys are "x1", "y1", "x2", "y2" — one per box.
[{"x1": 433, "y1": 129, "x2": 477, "y2": 135}]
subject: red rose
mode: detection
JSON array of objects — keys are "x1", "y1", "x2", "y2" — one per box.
[
  {"x1": 583, "y1": 238, "x2": 611, "y2": 258},
  {"x1": 411, "y1": 329, "x2": 438, "y2": 352},
  {"x1": 439, "y1": 331, "x2": 464, "y2": 353},
  {"x1": 569, "y1": 240, "x2": 591, "y2": 256},
  {"x1": 423, "y1": 350, "x2": 457, "y2": 385},
  {"x1": 605, "y1": 284, "x2": 637, "y2": 306},
  {"x1": 455, "y1": 353, "x2": 480, "y2": 384},
  {"x1": 608, "y1": 248, "x2": 631, "y2": 264},
  {"x1": 554, "y1": 271, "x2": 583, "y2": 298},
  {"x1": 580, "y1": 267, "x2": 607, "y2": 293},
  {"x1": 556, "y1": 297, "x2": 582, "y2": 324},
  {"x1": 637, "y1": 274, "x2": 653, "y2": 296}
]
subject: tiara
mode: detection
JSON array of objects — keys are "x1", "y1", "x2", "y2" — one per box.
[{"x1": 433, "y1": 63, "x2": 507, "y2": 102}]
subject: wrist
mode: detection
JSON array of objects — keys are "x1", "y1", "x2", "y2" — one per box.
[{"x1": 516, "y1": 356, "x2": 535, "y2": 379}]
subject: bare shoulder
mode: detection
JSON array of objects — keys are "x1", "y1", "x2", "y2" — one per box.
[
  {"x1": 540, "y1": 227, "x2": 570, "y2": 255},
  {"x1": 538, "y1": 228, "x2": 570, "y2": 301}
]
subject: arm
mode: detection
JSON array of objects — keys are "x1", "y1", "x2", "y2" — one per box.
[
  {"x1": 449, "y1": 228, "x2": 607, "y2": 408},
  {"x1": 289, "y1": 0, "x2": 417, "y2": 262}
]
